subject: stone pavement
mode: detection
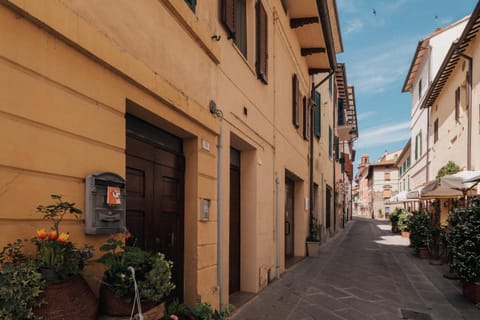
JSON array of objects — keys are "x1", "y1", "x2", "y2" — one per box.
[{"x1": 231, "y1": 217, "x2": 480, "y2": 320}]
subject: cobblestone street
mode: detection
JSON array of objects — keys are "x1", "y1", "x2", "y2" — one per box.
[{"x1": 232, "y1": 217, "x2": 480, "y2": 320}]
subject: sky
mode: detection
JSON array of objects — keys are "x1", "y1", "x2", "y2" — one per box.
[{"x1": 336, "y1": 0, "x2": 477, "y2": 167}]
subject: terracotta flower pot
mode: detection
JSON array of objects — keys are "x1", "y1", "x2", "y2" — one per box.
[
  {"x1": 462, "y1": 282, "x2": 480, "y2": 304},
  {"x1": 34, "y1": 275, "x2": 98, "y2": 320},
  {"x1": 99, "y1": 283, "x2": 158, "y2": 316},
  {"x1": 401, "y1": 231, "x2": 410, "y2": 238}
]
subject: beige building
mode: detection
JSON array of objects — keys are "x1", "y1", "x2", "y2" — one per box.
[
  {"x1": 421, "y1": 2, "x2": 480, "y2": 177},
  {"x1": 0, "y1": 0, "x2": 352, "y2": 310}
]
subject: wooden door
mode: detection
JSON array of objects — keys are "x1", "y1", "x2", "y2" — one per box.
[
  {"x1": 285, "y1": 178, "x2": 294, "y2": 259},
  {"x1": 126, "y1": 128, "x2": 184, "y2": 299},
  {"x1": 229, "y1": 148, "x2": 241, "y2": 294}
]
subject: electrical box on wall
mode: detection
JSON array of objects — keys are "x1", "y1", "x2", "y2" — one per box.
[{"x1": 85, "y1": 172, "x2": 126, "y2": 234}]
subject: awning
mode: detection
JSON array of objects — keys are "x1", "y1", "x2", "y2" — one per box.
[
  {"x1": 418, "y1": 180, "x2": 463, "y2": 199},
  {"x1": 440, "y1": 170, "x2": 480, "y2": 193},
  {"x1": 386, "y1": 191, "x2": 409, "y2": 203}
]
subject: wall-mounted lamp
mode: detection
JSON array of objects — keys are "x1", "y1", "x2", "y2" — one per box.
[{"x1": 211, "y1": 35, "x2": 221, "y2": 41}]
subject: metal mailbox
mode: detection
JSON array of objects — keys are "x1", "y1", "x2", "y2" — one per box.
[{"x1": 85, "y1": 172, "x2": 126, "y2": 234}]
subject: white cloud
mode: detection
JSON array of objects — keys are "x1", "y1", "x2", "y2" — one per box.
[
  {"x1": 355, "y1": 121, "x2": 410, "y2": 148},
  {"x1": 357, "y1": 111, "x2": 375, "y2": 121},
  {"x1": 344, "y1": 19, "x2": 364, "y2": 34}
]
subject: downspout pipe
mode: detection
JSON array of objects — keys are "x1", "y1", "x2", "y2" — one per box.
[
  {"x1": 275, "y1": 176, "x2": 280, "y2": 278},
  {"x1": 458, "y1": 52, "x2": 473, "y2": 170},
  {"x1": 211, "y1": 102, "x2": 224, "y2": 306}
]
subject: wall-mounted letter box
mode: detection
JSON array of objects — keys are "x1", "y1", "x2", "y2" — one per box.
[{"x1": 85, "y1": 172, "x2": 126, "y2": 234}]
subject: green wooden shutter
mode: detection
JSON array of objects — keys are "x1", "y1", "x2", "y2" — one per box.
[
  {"x1": 303, "y1": 96, "x2": 309, "y2": 140},
  {"x1": 256, "y1": 0, "x2": 268, "y2": 84},
  {"x1": 292, "y1": 74, "x2": 299, "y2": 128},
  {"x1": 314, "y1": 91, "x2": 321, "y2": 138},
  {"x1": 334, "y1": 136, "x2": 339, "y2": 160},
  {"x1": 329, "y1": 127, "x2": 332, "y2": 158}
]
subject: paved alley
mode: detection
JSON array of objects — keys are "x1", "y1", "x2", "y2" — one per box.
[{"x1": 232, "y1": 217, "x2": 480, "y2": 320}]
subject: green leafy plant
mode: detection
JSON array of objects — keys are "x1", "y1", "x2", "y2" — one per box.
[
  {"x1": 98, "y1": 238, "x2": 174, "y2": 304},
  {"x1": 0, "y1": 240, "x2": 45, "y2": 320},
  {"x1": 436, "y1": 160, "x2": 460, "y2": 179},
  {"x1": 389, "y1": 208, "x2": 401, "y2": 232},
  {"x1": 306, "y1": 217, "x2": 321, "y2": 242},
  {"x1": 397, "y1": 209, "x2": 412, "y2": 232},
  {"x1": 166, "y1": 300, "x2": 235, "y2": 320},
  {"x1": 447, "y1": 198, "x2": 480, "y2": 283},
  {"x1": 408, "y1": 212, "x2": 433, "y2": 250}
]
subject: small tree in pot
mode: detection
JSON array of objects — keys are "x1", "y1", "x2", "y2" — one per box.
[
  {"x1": 408, "y1": 212, "x2": 432, "y2": 258},
  {"x1": 447, "y1": 198, "x2": 480, "y2": 303},
  {"x1": 389, "y1": 208, "x2": 401, "y2": 233},
  {"x1": 397, "y1": 209, "x2": 412, "y2": 237}
]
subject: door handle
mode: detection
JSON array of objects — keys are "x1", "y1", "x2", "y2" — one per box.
[{"x1": 285, "y1": 221, "x2": 290, "y2": 235}]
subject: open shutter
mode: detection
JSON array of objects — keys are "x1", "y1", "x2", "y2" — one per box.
[
  {"x1": 256, "y1": 0, "x2": 268, "y2": 84},
  {"x1": 334, "y1": 136, "x2": 339, "y2": 160},
  {"x1": 221, "y1": 0, "x2": 235, "y2": 39},
  {"x1": 303, "y1": 96, "x2": 310, "y2": 140},
  {"x1": 314, "y1": 91, "x2": 321, "y2": 138},
  {"x1": 292, "y1": 74, "x2": 299, "y2": 128}
]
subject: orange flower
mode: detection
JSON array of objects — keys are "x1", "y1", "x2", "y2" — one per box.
[
  {"x1": 57, "y1": 232, "x2": 70, "y2": 243},
  {"x1": 48, "y1": 230, "x2": 58, "y2": 241},
  {"x1": 36, "y1": 228, "x2": 48, "y2": 240}
]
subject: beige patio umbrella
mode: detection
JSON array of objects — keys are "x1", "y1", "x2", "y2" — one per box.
[{"x1": 440, "y1": 170, "x2": 480, "y2": 195}]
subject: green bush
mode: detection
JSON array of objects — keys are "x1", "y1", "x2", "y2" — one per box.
[
  {"x1": 408, "y1": 212, "x2": 432, "y2": 249},
  {"x1": 397, "y1": 209, "x2": 413, "y2": 232},
  {"x1": 389, "y1": 208, "x2": 401, "y2": 232},
  {"x1": 447, "y1": 198, "x2": 480, "y2": 283}
]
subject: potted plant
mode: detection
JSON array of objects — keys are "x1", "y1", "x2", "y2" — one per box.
[
  {"x1": 447, "y1": 197, "x2": 480, "y2": 303},
  {"x1": 408, "y1": 212, "x2": 432, "y2": 258},
  {"x1": 97, "y1": 237, "x2": 175, "y2": 316},
  {"x1": 166, "y1": 299, "x2": 235, "y2": 320},
  {"x1": 389, "y1": 208, "x2": 400, "y2": 233},
  {"x1": 0, "y1": 195, "x2": 97, "y2": 319},
  {"x1": 306, "y1": 217, "x2": 321, "y2": 256},
  {"x1": 397, "y1": 209, "x2": 412, "y2": 238}
]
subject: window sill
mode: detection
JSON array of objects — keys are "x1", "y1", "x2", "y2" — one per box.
[{"x1": 231, "y1": 42, "x2": 257, "y2": 77}]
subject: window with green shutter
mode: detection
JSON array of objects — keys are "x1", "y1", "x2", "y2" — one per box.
[
  {"x1": 303, "y1": 96, "x2": 310, "y2": 140},
  {"x1": 329, "y1": 126, "x2": 332, "y2": 158},
  {"x1": 255, "y1": 0, "x2": 268, "y2": 84},
  {"x1": 334, "y1": 136, "x2": 339, "y2": 160},
  {"x1": 292, "y1": 74, "x2": 300, "y2": 128},
  {"x1": 314, "y1": 91, "x2": 321, "y2": 138}
]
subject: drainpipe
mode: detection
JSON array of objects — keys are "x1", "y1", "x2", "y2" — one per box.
[
  {"x1": 458, "y1": 52, "x2": 473, "y2": 170},
  {"x1": 210, "y1": 101, "x2": 224, "y2": 306},
  {"x1": 275, "y1": 176, "x2": 280, "y2": 279}
]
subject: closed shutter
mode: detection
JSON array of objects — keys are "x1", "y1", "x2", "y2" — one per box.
[
  {"x1": 292, "y1": 74, "x2": 299, "y2": 128},
  {"x1": 328, "y1": 127, "x2": 332, "y2": 158},
  {"x1": 303, "y1": 96, "x2": 310, "y2": 140},
  {"x1": 334, "y1": 136, "x2": 339, "y2": 160},
  {"x1": 314, "y1": 91, "x2": 321, "y2": 138},
  {"x1": 221, "y1": 0, "x2": 235, "y2": 39},
  {"x1": 256, "y1": 0, "x2": 268, "y2": 84}
]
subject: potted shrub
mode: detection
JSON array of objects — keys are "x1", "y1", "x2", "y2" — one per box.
[
  {"x1": 408, "y1": 212, "x2": 432, "y2": 258},
  {"x1": 97, "y1": 237, "x2": 175, "y2": 316},
  {"x1": 389, "y1": 208, "x2": 400, "y2": 233},
  {"x1": 397, "y1": 209, "x2": 412, "y2": 238},
  {"x1": 447, "y1": 197, "x2": 480, "y2": 303},
  {"x1": 306, "y1": 217, "x2": 321, "y2": 256},
  {"x1": 0, "y1": 195, "x2": 97, "y2": 319},
  {"x1": 166, "y1": 299, "x2": 235, "y2": 320}
]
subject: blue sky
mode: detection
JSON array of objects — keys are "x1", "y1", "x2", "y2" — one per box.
[{"x1": 336, "y1": 0, "x2": 476, "y2": 165}]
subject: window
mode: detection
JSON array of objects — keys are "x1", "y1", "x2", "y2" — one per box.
[
  {"x1": 334, "y1": 136, "x2": 339, "y2": 160},
  {"x1": 314, "y1": 91, "x2": 321, "y2": 138},
  {"x1": 221, "y1": 0, "x2": 247, "y2": 56},
  {"x1": 384, "y1": 172, "x2": 390, "y2": 181},
  {"x1": 415, "y1": 130, "x2": 422, "y2": 160},
  {"x1": 292, "y1": 74, "x2": 299, "y2": 128},
  {"x1": 329, "y1": 126, "x2": 333, "y2": 158},
  {"x1": 184, "y1": 0, "x2": 196, "y2": 12},
  {"x1": 399, "y1": 167, "x2": 402, "y2": 177},
  {"x1": 434, "y1": 118, "x2": 439, "y2": 143},
  {"x1": 328, "y1": 76, "x2": 333, "y2": 96},
  {"x1": 255, "y1": 0, "x2": 268, "y2": 83},
  {"x1": 406, "y1": 155, "x2": 411, "y2": 168},
  {"x1": 303, "y1": 96, "x2": 310, "y2": 140},
  {"x1": 455, "y1": 86, "x2": 460, "y2": 121},
  {"x1": 280, "y1": 0, "x2": 287, "y2": 12},
  {"x1": 337, "y1": 99, "x2": 344, "y2": 126},
  {"x1": 418, "y1": 78, "x2": 422, "y2": 99}
]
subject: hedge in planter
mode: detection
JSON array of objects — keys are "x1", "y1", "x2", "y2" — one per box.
[
  {"x1": 447, "y1": 198, "x2": 480, "y2": 285},
  {"x1": 408, "y1": 212, "x2": 432, "y2": 253},
  {"x1": 389, "y1": 208, "x2": 401, "y2": 233},
  {"x1": 397, "y1": 209, "x2": 412, "y2": 234}
]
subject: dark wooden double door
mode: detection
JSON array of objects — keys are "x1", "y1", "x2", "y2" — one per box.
[{"x1": 126, "y1": 133, "x2": 185, "y2": 299}]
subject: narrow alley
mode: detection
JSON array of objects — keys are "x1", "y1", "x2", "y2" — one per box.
[{"x1": 232, "y1": 218, "x2": 480, "y2": 320}]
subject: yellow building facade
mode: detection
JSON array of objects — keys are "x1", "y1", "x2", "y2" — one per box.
[{"x1": 0, "y1": 0, "x2": 346, "y2": 309}]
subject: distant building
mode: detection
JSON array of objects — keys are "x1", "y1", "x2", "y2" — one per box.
[
  {"x1": 356, "y1": 154, "x2": 370, "y2": 217},
  {"x1": 367, "y1": 150, "x2": 402, "y2": 219}
]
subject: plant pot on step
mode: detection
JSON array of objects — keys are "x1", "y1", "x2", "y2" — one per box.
[
  {"x1": 462, "y1": 282, "x2": 480, "y2": 304},
  {"x1": 416, "y1": 247, "x2": 429, "y2": 259},
  {"x1": 99, "y1": 283, "x2": 158, "y2": 316},
  {"x1": 34, "y1": 275, "x2": 98, "y2": 320},
  {"x1": 306, "y1": 241, "x2": 321, "y2": 257},
  {"x1": 401, "y1": 231, "x2": 410, "y2": 238}
]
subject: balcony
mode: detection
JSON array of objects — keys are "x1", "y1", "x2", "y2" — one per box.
[{"x1": 337, "y1": 85, "x2": 358, "y2": 141}]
